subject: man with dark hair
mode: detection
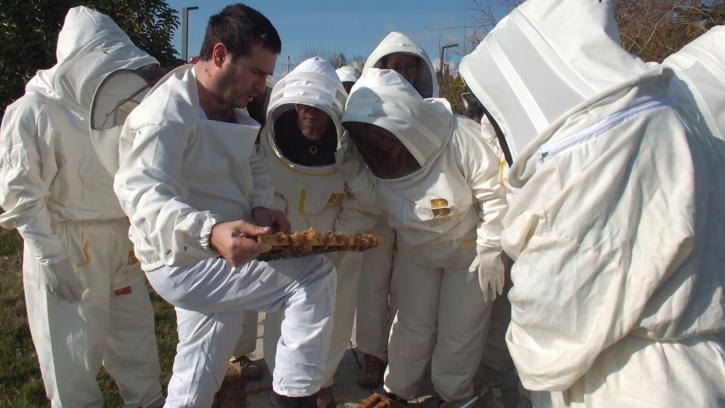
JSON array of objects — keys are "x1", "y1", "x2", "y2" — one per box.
[
  {"x1": 114, "y1": 4, "x2": 336, "y2": 407},
  {"x1": 198, "y1": 3, "x2": 281, "y2": 61}
]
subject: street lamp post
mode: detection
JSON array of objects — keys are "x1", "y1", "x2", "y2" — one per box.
[
  {"x1": 182, "y1": 6, "x2": 199, "y2": 62},
  {"x1": 439, "y1": 42, "x2": 459, "y2": 76}
]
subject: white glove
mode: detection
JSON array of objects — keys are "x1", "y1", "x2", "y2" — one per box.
[
  {"x1": 335, "y1": 134, "x2": 365, "y2": 181},
  {"x1": 467, "y1": 249, "x2": 504, "y2": 302},
  {"x1": 40, "y1": 258, "x2": 87, "y2": 302}
]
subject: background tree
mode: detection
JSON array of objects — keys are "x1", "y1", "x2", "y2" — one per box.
[
  {"x1": 443, "y1": 0, "x2": 723, "y2": 115},
  {"x1": 0, "y1": 0, "x2": 180, "y2": 116},
  {"x1": 330, "y1": 52, "x2": 348, "y2": 68},
  {"x1": 614, "y1": 0, "x2": 724, "y2": 62},
  {"x1": 299, "y1": 49, "x2": 367, "y2": 69},
  {"x1": 438, "y1": 64, "x2": 468, "y2": 114}
]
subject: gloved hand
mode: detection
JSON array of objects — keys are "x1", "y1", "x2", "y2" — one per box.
[
  {"x1": 335, "y1": 134, "x2": 365, "y2": 181},
  {"x1": 467, "y1": 249, "x2": 505, "y2": 302},
  {"x1": 40, "y1": 257, "x2": 87, "y2": 302}
]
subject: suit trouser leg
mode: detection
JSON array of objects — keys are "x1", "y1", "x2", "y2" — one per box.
[{"x1": 148, "y1": 255, "x2": 336, "y2": 407}]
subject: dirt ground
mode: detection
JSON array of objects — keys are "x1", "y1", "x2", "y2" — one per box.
[{"x1": 209, "y1": 311, "x2": 526, "y2": 408}]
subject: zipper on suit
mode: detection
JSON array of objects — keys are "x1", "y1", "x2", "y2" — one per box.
[{"x1": 536, "y1": 97, "x2": 675, "y2": 167}]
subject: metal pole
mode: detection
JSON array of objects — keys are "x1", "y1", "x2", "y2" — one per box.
[
  {"x1": 182, "y1": 6, "x2": 199, "y2": 62},
  {"x1": 439, "y1": 43, "x2": 459, "y2": 80},
  {"x1": 439, "y1": 45, "x2": 444, "y2": 76}
]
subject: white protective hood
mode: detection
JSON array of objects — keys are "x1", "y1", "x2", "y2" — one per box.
[
  {"x1": 459, "y1": 0, "x2": 650, "y2": 162},
  {"x1": 26, "y1": 6, "x2": 158, "y2": 114},
  {"x1": 336, "y1": 65, "x2": 361, "y2": 84},
  {"x1": 265, "y1": 56, "x2": 348, "y2": 171},
  {"x1": 24, "y1": 6, "x2": 158, "y2": 176},
  {"x1": 342, "y1": 68, "x2": 453, "y2": 172},
  {"x1": 363, "y1": 32, "x2": 439, "y2": 98},
  {"x1": 664, "y1": 25, "x2": 725, "y2": 141}
]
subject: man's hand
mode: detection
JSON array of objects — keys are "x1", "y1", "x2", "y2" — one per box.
[
  {"x1": 252, "y1": 207, "x2": 291, "y2": 233},
  {"x1": 210, "y1": 220, "x2": 273, "y2": 267}
]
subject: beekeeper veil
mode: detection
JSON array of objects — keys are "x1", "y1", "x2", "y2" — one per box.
[
  {"x1": 363, "y1": 32, "x2": 439, "y2": 98},
  {"x1": 342, "y1": 68, "x2": 453, "y2": 180},
  {"x1": 265, "y1": 56, "x2": 348, "y2": 167},
  {"x1": 459, "y1": 0, "x2": 650, "y2": 161},
  {"x1": 55, "y1": 7, "x2": 169, "y2": 175}
]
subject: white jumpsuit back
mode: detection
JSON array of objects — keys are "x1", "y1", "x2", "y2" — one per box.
[{"x1": 460, "y1": 1, "x2": 725, "y2": 406}]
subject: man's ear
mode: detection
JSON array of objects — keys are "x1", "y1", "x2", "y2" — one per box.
[{"x1": 211, "y1": 42, "x2": 229, "y2": 68}]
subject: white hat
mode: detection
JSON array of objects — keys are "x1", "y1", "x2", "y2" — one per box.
[{"x1": 336, "y1": 65, "x2": 361, "y2": 83}]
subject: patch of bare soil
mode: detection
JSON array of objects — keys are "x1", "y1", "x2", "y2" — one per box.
[{"x1": 212, "y1": 362, "x2": 247, "y2": 407}]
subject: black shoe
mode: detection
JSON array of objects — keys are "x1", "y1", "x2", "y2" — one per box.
[
  {"x1": 384, "y1": 391, "x2": 408, "y2": 406},
  {"x1": 270, "y1": 390, "x2": 317, "y2": 408}
]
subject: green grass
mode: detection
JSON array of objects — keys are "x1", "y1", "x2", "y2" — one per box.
[{"x1": 0, "y1": 229, "x2": 178, "y2": 407}]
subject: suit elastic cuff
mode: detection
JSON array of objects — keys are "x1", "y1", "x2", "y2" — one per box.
[{"x1": 200, "y1": 214, "x2": 223, "y2": 251}]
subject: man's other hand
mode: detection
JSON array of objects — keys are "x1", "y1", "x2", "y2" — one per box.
[
  {"x1": 252, "y1": 207, "x2": 291, "y2": 233},
  {"x1": 210, "y1": 220, "x2": 273, "y2": 267}
]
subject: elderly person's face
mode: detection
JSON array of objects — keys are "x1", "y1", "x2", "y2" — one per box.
[
  {"x1": 344, "y1": 122, "x2": 421, "y2": 179},
  {"x1": 383, "y1": 53, "x2": 418, "y2": 86},
  {"x1": 295, "y1": 104, "x2": 331, "y2": 141}
]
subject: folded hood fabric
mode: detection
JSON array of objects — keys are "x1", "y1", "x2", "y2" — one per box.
[
  {"x1": 26, "y1": 6, "x2": 158, "y2": 115},
  {"x1": 342, "y1": 68, "x2": 453, "y2": 175}
]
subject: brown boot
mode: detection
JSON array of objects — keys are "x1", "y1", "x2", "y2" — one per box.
[{"x1": 358, "y1": 354, "x2": 386, "y2": 388}]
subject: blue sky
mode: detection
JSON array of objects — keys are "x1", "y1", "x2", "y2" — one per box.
[{"x1": 170, "y1": 0, "x2": 501, "y2": 78}]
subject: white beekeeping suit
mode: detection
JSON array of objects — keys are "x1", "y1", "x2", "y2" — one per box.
[
  {"x1": 0, "y1": 6, "x2": 163, "y2": 407},
  {"x1": 664, "y1": 25, "x2": 725, "y2": 141},
  {"x1": 354, "y1": 32, "x2": 441, "y2": 387},
  {"x1": 460, "y1": 1, "x2": 725, "y2": 407},
  {"x1": 114, "y1": 58, "x2": 336, "y2": 408},
  {"x1": 259, "y1": 57, "x2": 376, "y2": 397},
  {"x1": 341, "y1": 68, "x2": 507, "y2": 403}
]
